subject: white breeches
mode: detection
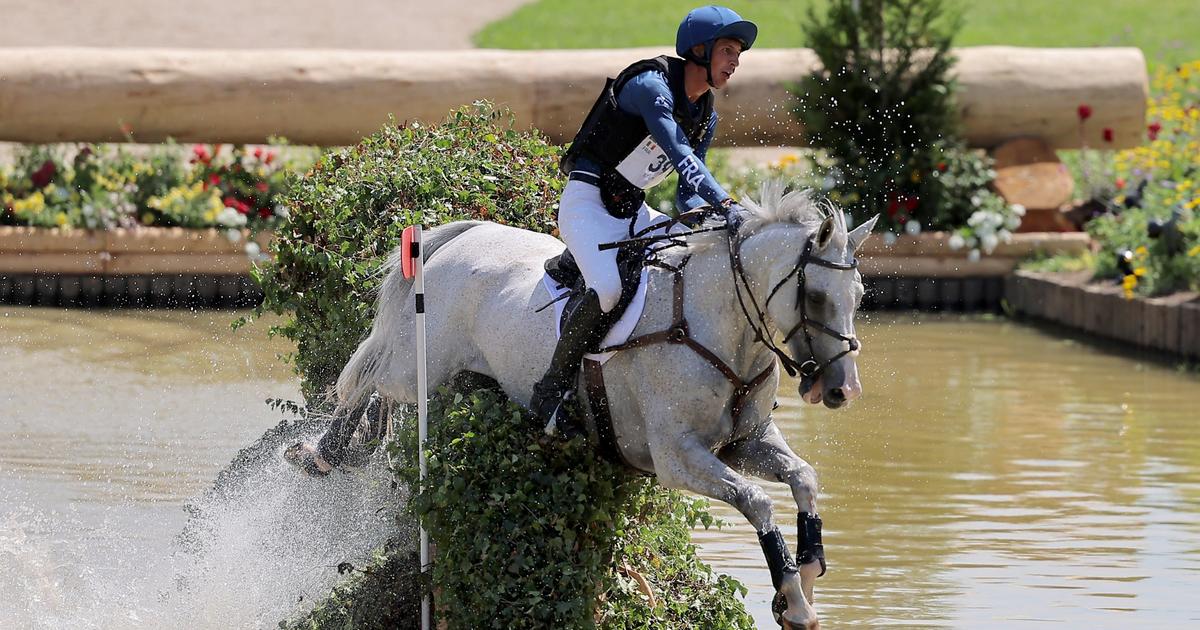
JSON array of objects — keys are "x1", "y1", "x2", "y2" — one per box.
[{"x1": 557, "y1": 178, "x2": 679, "y2": 313}]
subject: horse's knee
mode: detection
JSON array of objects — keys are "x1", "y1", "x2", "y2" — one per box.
[{"x1": 734, "y1": 484, "x2": 775, "y2": 529}]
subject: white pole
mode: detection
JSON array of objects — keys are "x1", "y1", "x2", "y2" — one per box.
[{"x1": 412, "y1": 225, "x2": 431, "y2": 630}]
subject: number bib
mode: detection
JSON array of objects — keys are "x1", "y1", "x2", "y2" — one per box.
[{"x1": 614, "y1": 136, "x2": 674, "y2": 189}]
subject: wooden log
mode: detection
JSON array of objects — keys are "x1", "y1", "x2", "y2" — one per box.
[{"x1": 0, "y1": 46, "x2": 1148, "y2": 149}]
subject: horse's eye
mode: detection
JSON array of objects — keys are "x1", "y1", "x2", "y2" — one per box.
[{"x1": 807, "y1": 292, "x2": 826, "y2": 305}]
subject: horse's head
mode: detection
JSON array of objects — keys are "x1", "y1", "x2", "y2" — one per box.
[{"x1": 731, "y1": 181, "x2": 877, "y2": 409}]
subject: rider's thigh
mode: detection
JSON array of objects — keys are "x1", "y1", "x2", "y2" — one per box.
[
  {"x1": 635, "y1": 203, "x2": 687, "y2": 236},
  {"x1": 558, "y1": 180, "x2": 632, "y2": 314}
]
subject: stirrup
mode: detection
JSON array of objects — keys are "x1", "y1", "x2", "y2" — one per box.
[{"x1": 540, "y1": 391, "x2": 575, "y2": 435}]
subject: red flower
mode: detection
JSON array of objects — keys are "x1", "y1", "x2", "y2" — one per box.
[
  {"x1": 1148, "y1": 121, "x2": 1162, "y2": 140},
  {"x1": 224, "y1": 196, "x2": 251, "y2": 214},
  {"x1": 1115, "y1": 177, "x2": 1126, "y2": 189},
  {"x1": 1102, "y1": 127, "x2": 1114, "y2": 143},
  {"x1": 253, "y1": 147, "x2": 263, "y2": 160},
  {"x1": 936, "y1": 161, "x2": 948, "y2": 172},
  {"x1": 208, "y1": 173, "x2": 221, "y2": 187},
  {"x1": 255, "y1": 181, "x2": 269, "y2": 193},
  {"x1": 258, "y1": 207, "x2": 273, "y2": 219},
  {"x1": 1077, "y1": 104, "x2": 1093, "y2": 121},
  {"x1": 30, "y1": 160, "x2": 57, "y2": 188},
  {"x1": 903, "y1": 195, "x2": 919, "y2": 212},
  {"x1": 264, "y1": 151, "x2": 276, "y2": 166},
  {"x1": 192, "y1": 144, "x2": 211, "y2": 164}
]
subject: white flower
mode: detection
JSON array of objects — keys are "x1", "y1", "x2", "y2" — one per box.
[
  {"x1": 659, "y1": 200, "x2": 672, "y2": 213},
  {"x1": 970, "y1": 194, "x2": 982, "y2": 207},
  {"x1": 1011, "y1": 204, "x2": 1026, "y2": 217},
  {"x1": 905, "y1": 219, "x2": 921, "y2": 236},
  {"x1": 981, "y1": 232, "x2": 1000, "y2": 254},
  {"x1": 882, "y1": 231, "x2": 898, "y2": 246},
  {"x1": 948, "y1": 233, "x2": 965, "y2": 250},
  {"x1": 998, "y1": 229, "x2": 1013, "y2": 243},
  {"x1": 226, "y1": 228, "x2": 242, "y2": 242},
  {"x1": 244, "y1": 241, "x2": 261, "y2": 257},
  {"x1": 1005, "y1": 215, "x2": 1022, "y2": 231},
  {"x1": 967, "y1": 248, "x2": 981, "y2": 262},
  {"x1": 274, "y1": 205, "x2": 290, "y2": 220}
]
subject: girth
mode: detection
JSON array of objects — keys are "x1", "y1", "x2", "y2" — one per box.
[{"x1": 582, "y1": 255, "x2": 775, "y2": 470}]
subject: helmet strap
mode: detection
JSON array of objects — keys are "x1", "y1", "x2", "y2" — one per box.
[{"x1": 703, "y1": 41, "x2": 716, "y2": 88}]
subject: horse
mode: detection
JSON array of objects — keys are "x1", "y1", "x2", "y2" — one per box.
[{"x1": 298, "y1": 180, "x2": 876, "y2": 629}]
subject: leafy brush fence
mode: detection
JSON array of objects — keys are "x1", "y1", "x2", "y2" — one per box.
[{"x1": 265, "y1": 103, "x2": 752, "y2": 629}]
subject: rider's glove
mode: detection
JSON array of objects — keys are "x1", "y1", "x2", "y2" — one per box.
[{"x1": 721, "y1": 198, "x2": 746, "y2": 232}]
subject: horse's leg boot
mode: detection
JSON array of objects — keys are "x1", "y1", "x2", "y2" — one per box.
[{"x1": 531, "y1": 288, "x2": 606, "y2": 438}]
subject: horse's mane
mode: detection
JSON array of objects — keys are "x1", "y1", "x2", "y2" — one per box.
[{"x1": 678, "y1": 179, "x2": 845, "y2": 255}]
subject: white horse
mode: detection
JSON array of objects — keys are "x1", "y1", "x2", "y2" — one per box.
[{"x1": 300, "y1": 180, "x2": 876, "y2": 629}]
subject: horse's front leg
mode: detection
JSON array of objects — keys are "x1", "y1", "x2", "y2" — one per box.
[
  {"x1": 720, "y1": 421, "x2": 825, "y2": 604},
  {"x1": 652, "y1": 432, "x2": 818, "y2": 629}
]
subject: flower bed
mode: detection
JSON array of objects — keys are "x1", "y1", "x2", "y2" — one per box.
[
  {"x1": 1, "y1": 140, "x2": 313, "y2": 231},
  {"x1": 1038, "y1": 60, "x2": 1200, "y2": 298}
]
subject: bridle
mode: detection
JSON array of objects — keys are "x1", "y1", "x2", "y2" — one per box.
[{"x1": 727, "y1": 223, "x2": 861, "y2": 382}]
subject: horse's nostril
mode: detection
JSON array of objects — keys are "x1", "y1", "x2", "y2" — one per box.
[{"x1": 827, "y1": 388, "x2": 845, "y2": 403}]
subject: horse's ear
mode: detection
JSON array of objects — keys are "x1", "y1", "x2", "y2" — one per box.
[
  {"x1": 847, "y1": 214, "x2": 879, "y2": 253},
  {"x1": 815, "y1": 215, "x2": 836, "y2": 251}
]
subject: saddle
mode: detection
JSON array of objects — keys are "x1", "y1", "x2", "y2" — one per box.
[{"x1": 542, "y1": 247, "x2": 644, "y2": 334}]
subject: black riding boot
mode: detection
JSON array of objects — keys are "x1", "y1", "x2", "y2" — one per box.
[{"x1": 530, "y1": 288, "x2": 607, "y2": 436}]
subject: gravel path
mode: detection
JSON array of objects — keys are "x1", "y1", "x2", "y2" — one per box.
[{"x1": 0, "y1": 0, "x2": 535, "y2": 50}]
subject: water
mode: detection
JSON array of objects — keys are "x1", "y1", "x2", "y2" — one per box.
[{"x1": 2, "y1": 308, "x2": 1198, "y2": 628}]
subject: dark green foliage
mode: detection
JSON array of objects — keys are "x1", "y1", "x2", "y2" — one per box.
[
  {"x1": 794, "y1": 0, "x2": 1003, "y2": 231},
  {"x1": 389, "y1": 382, "x2": 753, "y2": 630},
  {"x1": 282, "y1": 540, "x2": 422, "y2": 630},
  {"x1": 250, "y1": 102, "x2": 563, "y2": 400}
]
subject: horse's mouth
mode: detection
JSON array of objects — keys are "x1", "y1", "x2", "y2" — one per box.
[{"x1": 799, "y1": 376, "x2": 823, "y2": 405}]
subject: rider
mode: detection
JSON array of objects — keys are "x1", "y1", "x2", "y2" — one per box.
[{"x1": 529, "y1": 5, "x2": 757, "y2": 429}]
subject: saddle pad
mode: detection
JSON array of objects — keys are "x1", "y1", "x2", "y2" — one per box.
[{"x1": 541, "y1": 268, "x2": 649, "y2": 365}]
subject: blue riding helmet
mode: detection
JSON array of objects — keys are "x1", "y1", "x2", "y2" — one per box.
[{"x1": 675, "y1": 5, "x2": 758, "y2": 64}]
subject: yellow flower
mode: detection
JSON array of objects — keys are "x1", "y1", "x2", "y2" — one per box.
[
  {"x1": 142, "y1": 213, "x2": 155, "y2": 225},
  {"x1": 54, "y1": 212, "x2": 69, "y2": 227},
  {"x1": 1133, "y1": 266, "x2": 1146, "y2": 277},
  {"x1": 1188, "y1": 244, "x2": 1200, "y2": 258},
  {"x1": 1122, "y1": 274, "x2": 1138, "y2": 299},
  {"x1": 1134, "y1": 245, "x2": 1148, "y2": 257}
]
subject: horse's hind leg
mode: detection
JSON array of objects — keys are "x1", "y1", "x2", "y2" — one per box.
[{"x1": 652, "y1": 432, "x2": 818, "y2": 629}]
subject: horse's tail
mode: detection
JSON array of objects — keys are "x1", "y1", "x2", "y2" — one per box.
[{"x1": 333, "y1": 220, "x2": 486, "y2": 412}]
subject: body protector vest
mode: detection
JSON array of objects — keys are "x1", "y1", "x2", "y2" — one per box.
[{"x1": 561, "y1": 56, "x2": 715, "y2": 218}]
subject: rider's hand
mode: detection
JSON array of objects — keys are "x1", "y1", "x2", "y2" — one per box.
[{"x1": 721, "y1": 198, "x2": 746, "y2": 231}]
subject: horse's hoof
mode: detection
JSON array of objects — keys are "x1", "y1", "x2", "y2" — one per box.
[
  {"x1": 283, "y1": 442, "x2": 332, "y2": 477},
  {"x1": 774, "y1": 592, "x2": 819, "y2": 629}
]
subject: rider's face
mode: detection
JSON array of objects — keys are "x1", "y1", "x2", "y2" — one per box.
[{"x1": 708, "y1": 38, "x2": 743, "y2": 89}]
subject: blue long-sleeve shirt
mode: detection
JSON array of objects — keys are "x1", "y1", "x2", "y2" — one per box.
[{"x1": 576, "y1": 69, "x2": 729, "y2": 213}]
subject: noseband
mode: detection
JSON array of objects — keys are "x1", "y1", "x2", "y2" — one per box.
[{"x1": 727, "y1": 226, "x2": 860, "y2": 381}]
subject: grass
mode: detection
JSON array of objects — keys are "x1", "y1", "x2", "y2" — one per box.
[{"x1": 474, "y1": 0, "x2": 1197, "y2": 68}]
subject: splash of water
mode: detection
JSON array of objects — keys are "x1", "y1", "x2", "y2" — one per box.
[{"x1": 0, "y1": 436, "x2": 410, "y2": 630}]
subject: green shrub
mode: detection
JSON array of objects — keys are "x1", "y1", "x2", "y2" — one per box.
[
  {"x1": 793, "y1": 0, "x2": 1022, "y2": 248},
  {"x1": 388, "y1": 383, "x2": 753, "y2": 630},
  {"x1": 251, "y1": 102, "x2": 563, "y2": 400}
]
